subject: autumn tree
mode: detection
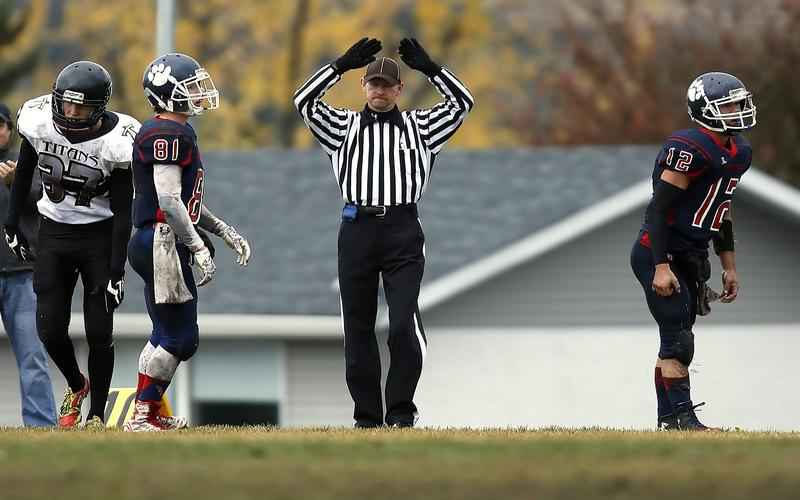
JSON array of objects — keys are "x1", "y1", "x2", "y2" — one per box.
[
  {"x1": 8, "y1": 0, "x2": 798, "y2": 185},
  {"x1": 0, "y1": 0, "x2": 46, "y2": 101}
]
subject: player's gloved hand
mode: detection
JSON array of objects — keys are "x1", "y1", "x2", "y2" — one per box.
[
  {"x1": 720, "y1": 269, "x2": 739, "y2": 303},
  {"x1": 3, "y1": 225, "x2": 34, "y2": 262},
  {"x1": 334, "y1": 37, "x2": 382, "y2": 73},
  {"x1": 220, "y1": 225, "x2": 251, "y2": 267},
  {"x1": 104, "y1": 275, "x2": 125, "y2": 312},
  {"x1": 398, "y1": 38, "x2": 441, "y2": 76},
  {"x1": 197, "y1": 228, "x2": 216, "y2": 259},
  {"x1": 193, "y1": 246, "x2": 216, "y2": 286},
  {"x1": 652, "y1": 263, "x2": 680, "y2": 297}
]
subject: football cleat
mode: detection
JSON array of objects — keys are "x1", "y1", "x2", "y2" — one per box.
[
  {"x1": 657, "y1": 413, "x2": 679, "y2": 431},
  {"x1": 123, "y1": 400, "x2": 187, "y2": 432},
  {"x1": 58, "y1": 375, "x2": 90, "y2": 428},
  {"x1": 675, "y1": 401, "x2": 720, "y2": 431},
  {"x1": 158, "y1": 414, "x2": 188, "y2": 430},
  {"x1": 83, "y1": 415, "x2": 106, "y2": 431}
]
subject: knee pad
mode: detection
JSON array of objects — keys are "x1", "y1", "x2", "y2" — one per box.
[
  {"x1": 146, "y1": 346, "x2": 180, "y2": 381},
  {"x1": 176, "y1": 329, "x2": 199, "y2": 361},
  {"x1": 160, "y1": 325, "x2": 199, "y2": 362},
  {"x1": 659, "y1": 328, "x2": 695, "y2": 366}
]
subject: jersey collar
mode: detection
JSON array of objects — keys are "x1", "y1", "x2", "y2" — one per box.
[
  {"x1": 698, "y1": 127, "x2": 738, "y2": 158},
  {"x1": 360, "y1": 104, "x2": 405, "y2": 130}
]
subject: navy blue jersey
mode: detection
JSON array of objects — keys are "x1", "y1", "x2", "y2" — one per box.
[
  {"x1": 641, "y1": 128, "x2": 752, "y2": 254},
  {"x1": 132, "y1": 117, "x2": 204, "y2": 228}
]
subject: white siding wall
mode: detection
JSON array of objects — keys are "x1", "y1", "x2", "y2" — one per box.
[
  {"x1": 285, "y1": 341, "x2": 352, "y2": 427},
  {"x1": 414, "y1": 325, "x2": 800, "y2": 430}
]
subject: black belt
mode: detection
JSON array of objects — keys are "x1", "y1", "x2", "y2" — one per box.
[{"x1": 342, "y1": 203, "x2": 417, "y2": 220}]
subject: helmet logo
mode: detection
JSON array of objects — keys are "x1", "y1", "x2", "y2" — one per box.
[
  {"x1": 147, "y1": 63, "x2": 174, "y2": 87},
  {"x1": 688, "y1": 79, "x2": 705, "y2": 102},
  {"x1": 728, "y1": 88, "x2": 747, "y2": 99},
  {"x1": 62, "y1": 90, "x2": 85, "y2": 103}
]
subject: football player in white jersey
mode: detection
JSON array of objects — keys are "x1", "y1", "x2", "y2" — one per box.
[{"x1": 3, "y1": 61, "x2": 140, "y2": 429}]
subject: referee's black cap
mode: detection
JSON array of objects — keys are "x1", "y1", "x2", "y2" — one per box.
[{"x1": 364, "y1": 57, "x2": 401, "y2": 86}]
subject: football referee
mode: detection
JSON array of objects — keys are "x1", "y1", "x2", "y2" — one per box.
[{"x1": 294, "y1": 37, "x2": 474, "y2": 428}]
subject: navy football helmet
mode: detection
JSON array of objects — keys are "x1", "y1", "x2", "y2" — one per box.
[
  {"x1": 687, "y1": 72, "x2": 756, "y2": 134},
  {"x1": 143, "y1": 53, "x2": 219, "y2": 115},
  {"x1": 51, "y1": 61, "x2": 112, "y2": 131}
]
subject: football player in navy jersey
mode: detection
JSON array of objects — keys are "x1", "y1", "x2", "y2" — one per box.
[
  {"x1": 3, "y1": 62, "x2": 140, "y2": 429},
  {"x1": 124, "y1": 53, "x2": 251, "y2": 431},
  {"x1": 631, "y1": 72, "x2": 756, "y2": 431}
]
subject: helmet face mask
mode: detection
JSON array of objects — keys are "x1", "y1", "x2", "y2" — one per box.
[
  {"x1": 51, "y1": 61, "x2": 112, "y2": 131},
  {"x1": 143, "y1": 53, "x2": 219, "y2": 116},
  {"x1": 170, "y1": 68, "x2": 219, "y2": 115},
  {"x1": 687, "y1": 72, "x2": 756, "y2": 135}
]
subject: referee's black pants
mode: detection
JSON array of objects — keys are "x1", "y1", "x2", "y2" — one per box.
[{"x1": 338, "y1": 204, "x2": 427, "y2": 426}]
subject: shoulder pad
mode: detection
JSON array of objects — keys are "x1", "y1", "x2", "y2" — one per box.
[
  {"x1": 100, "y1": 113, "x2": 141, "y2": 166},
  {"x1": 658, "y1": 129, "x2": 711, "y2": 174},
  {"x1": 134, "y1": 121, "x2": 195, "y2": 167},
  {"x1": 16, "y1": 95, "x2": 53, "y2": 143}
]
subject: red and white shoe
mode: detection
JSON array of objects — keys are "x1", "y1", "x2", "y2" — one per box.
[
  {"x1": 157, "y1": 414, "x2": 188, "y2": 430},
  {"x1": 123, "y1": 400, "x2": 187, "y2": 432},
  {"x1": 58, "y1": 375, "x2": 90, "y2": 428}
]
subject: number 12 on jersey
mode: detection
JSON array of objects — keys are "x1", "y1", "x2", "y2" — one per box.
[{"x1": 692, "y1": 177, "x2": 739, "y2": 231}]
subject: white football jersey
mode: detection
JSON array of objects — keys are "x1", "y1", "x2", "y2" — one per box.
[{"x1": 16, "y1": 94, "x2": 141, "y2": 224}]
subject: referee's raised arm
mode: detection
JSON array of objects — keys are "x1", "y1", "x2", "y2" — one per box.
[
  {"x1": 399, "y1": 37, "x2": 475, "y2": 155},
  {"x1": 293, "y1": 38, "x2": 381, "y2": 156}
]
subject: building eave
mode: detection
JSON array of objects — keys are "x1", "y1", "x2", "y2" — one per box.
[{"x1": 0, "y1": 314, "x2": 344, "y2": 340}]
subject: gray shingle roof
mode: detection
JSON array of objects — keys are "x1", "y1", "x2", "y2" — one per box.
[{"x1": 85, "y1": 146, "x2": 658, "y2": 316}]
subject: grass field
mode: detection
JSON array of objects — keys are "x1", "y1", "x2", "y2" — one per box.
[{"x1": 2, "y1": 427, "x2": 799, "y2": 500}]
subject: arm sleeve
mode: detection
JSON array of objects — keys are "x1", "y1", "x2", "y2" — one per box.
[
  {"x1": 412, "y1": 68, "x2": 475, "y2": 155},
  {"x1": 293, "y1": 64, "x2": 353, "y2": 155},
  {"x1": 646, "y1": 179, "x2": 686, "y2": 264},
  {"x1": 198, "y1": 204, "x2": 229, "y2": 237},
  {"x1": 5, "y1": 137, "x2": 38, "y2": 226},
  {"x1": 153, "y1": 164, "x2": 205, "y2": 253},
  {"x1": 108, "y1": 167, "x2": 133, "y2": 279}
]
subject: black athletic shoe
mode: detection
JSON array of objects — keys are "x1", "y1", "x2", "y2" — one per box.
[
  {"x1": 657, "y1": 413, "x2": 679, "y2": 431},
  {"x1": 354, "y1": 419, "x2": 382, "y2": 429},
  {"x1": 675, "y1": 402, "x2": 719, "y2": 431},
  {"x1": 386, "y1": 415, "x2": 416, "y2": 428}
]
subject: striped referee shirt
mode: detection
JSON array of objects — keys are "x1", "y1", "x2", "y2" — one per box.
[{"x1": 294, "y1": 64, "x2": 474, "y2": 206}]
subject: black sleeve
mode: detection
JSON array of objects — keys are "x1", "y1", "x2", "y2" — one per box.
[
  {"x1": 5, "y1": 137, "x2": 37, "y2": 226},
  {"x1": 108, "y1": 168, "x2": 133, "y2": 280},
  {"x1": 646, "y1": 179, "x2": 685, "y2": 264},
  {"x1": 712, "y1": 218, "x2": 735, "y2": 254}
]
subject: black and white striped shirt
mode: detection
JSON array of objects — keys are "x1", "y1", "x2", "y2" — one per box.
[{"x1": 294, "y1": 64, "x2": 474, "y2": 206}]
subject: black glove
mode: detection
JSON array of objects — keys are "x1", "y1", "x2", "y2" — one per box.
[
  {"x1": 198, "y1": 228, "x2": 216, "y2": 259},
  {"x1": 398, "y1": 38, "x2": 441, "y2": 76},
  {"x1": 3, "y1": 225, "x2": 34, "y2": 262},
  {"x1": 105, "y1": 275, "x2": 124, "y2": 313},
  {"x1": 334, "y1": 37, "x2": 382, "y2": 73}
]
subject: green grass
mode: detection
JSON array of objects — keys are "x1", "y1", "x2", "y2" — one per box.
[{"x1": 2, "y1": 427, "x2": 799, "y2": 500}]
